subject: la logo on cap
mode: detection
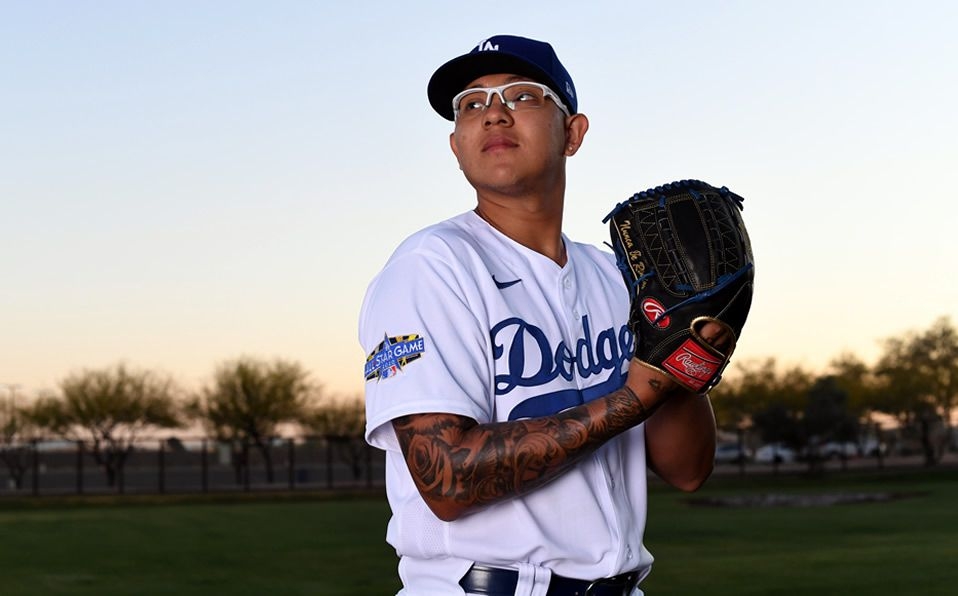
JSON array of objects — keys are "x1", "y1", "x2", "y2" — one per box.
[{"x1": 477, "y1": 39, "x2": 499, "y2": 51}]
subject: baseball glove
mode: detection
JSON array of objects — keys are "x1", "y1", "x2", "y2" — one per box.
[{"x1": 603, "y1": 179, "x2": 754, "y2": 393}]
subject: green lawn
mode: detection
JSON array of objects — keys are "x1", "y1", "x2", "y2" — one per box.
[
  {"x1": 641, "y1": 467, "x2": 958, "y2": 595},
  {"x1": 0, "y1": 492, "x2": 401, "y2": 595},
  {"x1": 1, "y1": 468, "x2": 956, "y2": 595}
]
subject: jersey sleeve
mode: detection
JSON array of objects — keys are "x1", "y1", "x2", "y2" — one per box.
[{"x1": 359, "y1": 248, "x2": 492, "y2": 452}]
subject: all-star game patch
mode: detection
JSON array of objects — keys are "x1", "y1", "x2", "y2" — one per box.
[{"x1": 364, "y1": 333, "x2": 426, "y2": 381}]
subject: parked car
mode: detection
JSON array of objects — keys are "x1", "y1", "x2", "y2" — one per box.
[
  {"x1": 861, "y1": 438, "x2": 888, "y2": 457},
  {"x1": 754, "y1": 443, "x2": 797, "y2": 464},
  {"x1": 715, "y1": 442, "x2": 752, "y2": 464},
  {"x1": 820, "y1": 441, "x2": 859, "y2": 459}
]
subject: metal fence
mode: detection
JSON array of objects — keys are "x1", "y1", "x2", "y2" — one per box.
[
  {"x1": 5, "y1": 433, "x2": 953, "y2": 498},
  {"x1": 0, "y1": 436, "x2": 385, "y2": 497}
]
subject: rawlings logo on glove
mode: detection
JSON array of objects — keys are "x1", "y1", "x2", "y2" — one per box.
[{"x1": 604, "y1": 180, "x2": 754, "y2": 393}]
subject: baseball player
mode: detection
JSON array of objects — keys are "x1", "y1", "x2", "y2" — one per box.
[{"x1": 360, "y1": 35, "x2": 731, "y2": 596}]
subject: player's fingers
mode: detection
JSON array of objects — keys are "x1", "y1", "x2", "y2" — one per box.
[{"x1": 698, "y1": 321, "x2": 735, "y2": 352}]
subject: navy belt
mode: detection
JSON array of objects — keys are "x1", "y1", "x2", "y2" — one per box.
[{"x1": 459, "y1": 565, "x2": 640, "y2": 596}]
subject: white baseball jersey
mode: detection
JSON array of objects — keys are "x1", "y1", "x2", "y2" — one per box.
[{"x1": 360, "y1": 211, "x2": 653, "y2": 595}]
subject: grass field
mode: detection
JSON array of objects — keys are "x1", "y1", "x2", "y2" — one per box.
[
  {"x1": 641, "y1": 467, "x2": 958, "y2": 595},
  {"x1": 1, "y1": 467, "x2": 956, "y2": 595}
]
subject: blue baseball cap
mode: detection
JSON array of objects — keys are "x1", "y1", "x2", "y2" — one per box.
[{"x1": 427, "y1": 35, "x2": 577, "y2": 121}]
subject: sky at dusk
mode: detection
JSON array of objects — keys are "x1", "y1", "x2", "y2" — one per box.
[{"x1": 3, "y1": 1, "x2": 956, "y2": 400}]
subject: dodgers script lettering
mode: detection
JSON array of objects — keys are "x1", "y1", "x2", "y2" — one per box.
[{"x1": 490, "y1": 315, "x2": 633, "y2": 395}]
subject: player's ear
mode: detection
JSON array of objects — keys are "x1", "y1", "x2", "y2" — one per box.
[
  {"x1": 449, "y1": 132, "x2": 464, "y2": 169},
  {"x1": 449, "y1": 132, "x2": 460, "y2": 159},
  {"x1": 564, "y1": 113, "x2": 589, "y2": 156}
]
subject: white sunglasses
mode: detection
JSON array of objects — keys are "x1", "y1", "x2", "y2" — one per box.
[{"x1": 452, "y1": 81, "x2": 571, "y2": 121}]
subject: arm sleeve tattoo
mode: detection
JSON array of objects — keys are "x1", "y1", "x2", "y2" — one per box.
[{"x1": 392, "y1": 382, "x2": 656, "y2": 519}]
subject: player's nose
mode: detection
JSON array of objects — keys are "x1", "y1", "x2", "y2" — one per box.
[{"x1": 483, "y1": 94, "x2": 513, "y2": 127}]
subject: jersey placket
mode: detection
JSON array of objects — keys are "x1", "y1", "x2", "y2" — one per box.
[{"x1": 559, "y1": 259, "x2": 638, "y2": 572}]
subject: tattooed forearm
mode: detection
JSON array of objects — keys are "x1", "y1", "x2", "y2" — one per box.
[{"x1": 393, "y1": 381, "x2": 663, "y2": 520}]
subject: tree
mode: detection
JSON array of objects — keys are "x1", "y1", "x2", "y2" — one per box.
[
  {"x1": 828, "y1": 352, "x2": 875, "y2": 424},
  {"x1": 0, "y1": 395, "x2": 40, "y2": 490},
  {"x1": 711, "y1": 358, "x2": 777, "y2": 433},
  {"x1": 305, "y1": 394, "x2": 365, "y2": 438},
  {"x1": 828, "y1": 352, "x2": 890, "y2": 463},
  {"x1": 803, "y1": 377, "x2": 858, "y2": 443},
  {"x1": 802, "y1": 375, "x2": 860, "y2": 471},
  {"x1": 28, "y1": 364, "x2": 182, "y2": 487},
  {"x1": 752, "y1": 402, "x2": 802, "y2": 447},
  {"x1": 190, "y1": 358, "x2": 314, "y2": 484},
  {"x1": 874, "y1": 317, "x2": 958, "y2": 465},
  {"x1": 912, "y1": 317, "x2": 958, "y2": 433},
  {"x1": 776, "y1": 364, "x2": 815, "y2": 414},
  {"x1": 713, "y1": 358, "x2": 811, "y2": 444},
  {"x1": 304, "y1": 394, "x2": 366, "y2": 480}
]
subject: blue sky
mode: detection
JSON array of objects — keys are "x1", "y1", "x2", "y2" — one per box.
[{"x1": 2, "y1": 1, "x2": 956, "y2": 398}]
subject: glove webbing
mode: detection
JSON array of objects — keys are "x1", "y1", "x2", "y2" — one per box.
[{"x1": 650, "y1": 263, "x2": 754, "y2": 326}]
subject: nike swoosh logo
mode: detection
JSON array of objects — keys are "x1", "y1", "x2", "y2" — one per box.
[{"x1": 492, "y1": 275, "x2": 522, "y2": 290}]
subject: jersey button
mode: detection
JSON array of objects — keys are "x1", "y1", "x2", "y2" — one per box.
[
  {"x1": 563, "y1": 278, "x2": 572, "y2": 289},
  {"x1": 626, "y1": 546, "x2": 634, "y2": 560}
]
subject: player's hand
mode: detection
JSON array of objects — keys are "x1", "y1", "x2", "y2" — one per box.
[
  {"x1": 626, "y1": 321, "x2": 734, "y2": 407},
  {"x1": 697, "y1": 320, "x2": 735, "y2": 353}
]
